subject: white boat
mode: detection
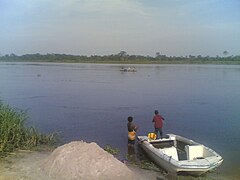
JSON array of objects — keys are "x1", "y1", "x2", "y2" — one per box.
[
  {"x1": 120, "y1": 67, "x2": 137, "y2": 72},
  {"x1": 137, "y1": 134, "x2": 223, "y2": 176}
]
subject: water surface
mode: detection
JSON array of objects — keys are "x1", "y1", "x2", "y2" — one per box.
[{"x1": 0, "y1": 62, "x2": 239, "y2": 179}]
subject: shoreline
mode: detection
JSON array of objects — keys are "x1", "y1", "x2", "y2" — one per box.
[
  {"x1": 1, "y1": 60, "x2": 240, "y2": 65},
  {"x1": 0, "y1": 146, "x2": 238, "y2": 180},
  {"x1": 0, "y1": 144, "x2": 164, "y2": 180}
]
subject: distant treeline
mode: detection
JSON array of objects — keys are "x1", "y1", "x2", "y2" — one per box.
[{"x1": 0, "y1": 51, "x2": 240, "y2": 64}]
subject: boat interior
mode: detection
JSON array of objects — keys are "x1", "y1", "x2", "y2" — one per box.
[{"x1": 149, "y1": 137, "x2": 215, "y2": 161}]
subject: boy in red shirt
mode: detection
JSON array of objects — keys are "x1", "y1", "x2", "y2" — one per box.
[{"x1": 152, "y1": 110, "x2": 165, "y2": 139}]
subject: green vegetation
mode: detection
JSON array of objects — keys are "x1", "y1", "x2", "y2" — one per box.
[
  {"x1": 0, "y1": 51, "x2": 239, "y2": 64},
  {"x1": 138, "y1": 160, "x2": 162, "y2": 172},
  {"x1": 103, "y1": 144, "x2": 120, "y2": 155},
  {"x1": 176, "y1": 176, "x2": 216, "y2": 180},
  {"x1": 0, "y1": 100, "x2": 56, "y2": 157}
]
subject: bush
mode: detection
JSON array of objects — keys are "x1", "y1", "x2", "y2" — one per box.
[
  {"x1": 104, "y1": 145, "x2": 120, "y2": 155},
  {"x1": 0, "y1": 101, "x2": 56, "y2": 156}
]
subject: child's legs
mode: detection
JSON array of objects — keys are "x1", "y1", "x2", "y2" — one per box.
[
  {"x1": 159, "y1": 128, "x2": 163, "y2": 138},
  {"x1": 154, "y1": 128, "x2": 160, "y2": 139}
]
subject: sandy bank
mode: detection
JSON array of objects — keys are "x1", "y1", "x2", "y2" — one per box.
[
  {"x1": 0, "y1": 141, "x2": 164, "y2": 180},
  {"x1": 0, "y1": 141, "x2": 231, "y2": 180}
]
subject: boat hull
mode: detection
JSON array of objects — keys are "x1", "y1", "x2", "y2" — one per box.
[{"x1": 138, "y1": 134, "x2": 223, "y2": 176}]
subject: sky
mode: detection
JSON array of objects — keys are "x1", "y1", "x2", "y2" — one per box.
[{"x1": 0, "y1": 0, "x2": 240, "y2": 56}]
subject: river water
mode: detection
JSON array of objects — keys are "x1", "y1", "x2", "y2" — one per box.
[{"x1": 0, "y1": 62, "x2": 239, "y2": 179}]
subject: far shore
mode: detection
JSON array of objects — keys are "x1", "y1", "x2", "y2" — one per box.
[
  {"x1": 1, "y1": 60, "x2": 240, "y2": 65},
  {"x1": 0, "y1": 52, "x2": 240, "y2": 65}
]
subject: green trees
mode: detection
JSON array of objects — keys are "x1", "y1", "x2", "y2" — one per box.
[
  {"x1": 117, "y1": 51, "x2": 128, "y2": 61},
  {"x1": 223, "y1": 51, "x2": 229, "y2": 56},
  {"x1": 0, "y1": 52, "x2": 239, "y2": 64}
]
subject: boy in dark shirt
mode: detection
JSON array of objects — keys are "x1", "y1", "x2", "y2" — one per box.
[{"x1": 127, "y1": 116, "x2": 138, "y2": 147}]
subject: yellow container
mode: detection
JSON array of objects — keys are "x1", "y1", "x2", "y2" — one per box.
[{"x1": 148, "y1": 133, "x2": 157, "y2": 140}]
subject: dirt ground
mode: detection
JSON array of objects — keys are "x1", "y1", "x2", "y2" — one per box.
[
  {"x1": 0, "y1": 141, "x2": 230, "y2": 180},
  {"x1": 0, "y1": 141, "x2": 165, "y2": 180}
]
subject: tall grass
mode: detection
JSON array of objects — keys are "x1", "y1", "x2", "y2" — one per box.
[{"x1": 0, "y1": 101, "x2": 56, "y2": 156}]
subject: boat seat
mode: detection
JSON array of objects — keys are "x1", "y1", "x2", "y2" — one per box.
[
  {"x1": 185, "y1": 145, "x2": 204, "y2": 160},
  {"x1": 161, "y1": 146, "x2": 179, "y2": 161}
]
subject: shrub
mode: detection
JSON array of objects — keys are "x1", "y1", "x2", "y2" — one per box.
[
  {"x1": 104, "y1": 145, "x2": 120, "y2": 155},
  {"x1": 0, "y1": 101, "x2": 56, "y2": 156}
]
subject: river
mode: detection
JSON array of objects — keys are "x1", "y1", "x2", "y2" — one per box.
[{"x1": 0, "y1": 62, "x2": 239, "y2": 179}]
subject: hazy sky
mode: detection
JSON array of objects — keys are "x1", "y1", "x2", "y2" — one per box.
[{"x1": 0, "y1": 0, "x2": 239, "y2": 56}]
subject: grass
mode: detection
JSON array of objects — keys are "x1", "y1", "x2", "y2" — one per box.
[
  {"x1": 103, "y1": 144, "x2": 120, "y2": 155},
  {"x1": 0, "y1": 100, "x2": 56, "y2": 157}
]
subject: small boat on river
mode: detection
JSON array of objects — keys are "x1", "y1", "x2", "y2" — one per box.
[
  {"x1": 137, "y1": 134, "x2": 223, "y2": 176},
  {"x1": 120, "y1": 67, "x2": 137, "y2": 72}
]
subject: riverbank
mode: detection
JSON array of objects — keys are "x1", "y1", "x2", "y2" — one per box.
[
  {"x1": 0, "y1": 141, "x2": 164, "y2": 180},
  {"x1": 0, "y1": 141, "x2": 237, "y2": 180}
]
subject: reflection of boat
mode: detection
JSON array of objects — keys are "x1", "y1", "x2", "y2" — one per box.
[
  {"x1": 137, "y1": 134, "x2": 223, "y2": 176},
  {"x1": 120, "y1": 67, "x2": 137, "y2": 72}
]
